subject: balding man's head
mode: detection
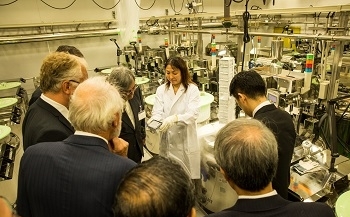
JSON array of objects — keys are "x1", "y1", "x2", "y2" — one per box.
[
  {"x1": 69, "y1": 76, "x2": 124, "y2": 137},
  {"x1": 214, "y1": 118, "x2": 278, "y2": 192}
]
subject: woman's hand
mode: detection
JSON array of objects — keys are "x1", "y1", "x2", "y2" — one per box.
[{"x1": 159, "y1": 115, "x2": 178, "y2": 132}]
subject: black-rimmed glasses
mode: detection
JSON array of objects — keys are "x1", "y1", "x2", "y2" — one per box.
[{"x1": 69, "y1": 80, "x2": 81, "y2": 85}]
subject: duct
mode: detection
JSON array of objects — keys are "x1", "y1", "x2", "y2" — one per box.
[{"x1": 0, "y1": 29, "x2": 120, "y2": 45}]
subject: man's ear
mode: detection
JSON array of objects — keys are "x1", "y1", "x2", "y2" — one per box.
[
  {"x1": 112, "y1": 113, "x2": 120, "y2": 127},
  {"x1": 220, "y1": 167, "x2": 229, "y2": 181},
  {"x1": 237, "y1": 93, "x2": 246, "y2": 101},
  {"x1": 62, "y1": 80, "x2": 71, "y2": 94}
]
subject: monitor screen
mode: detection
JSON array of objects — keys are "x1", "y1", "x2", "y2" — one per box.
[{"x1": 268, "y1": 93, "x2": 277, "y2": 104}]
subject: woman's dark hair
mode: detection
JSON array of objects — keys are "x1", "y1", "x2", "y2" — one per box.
[{"x1": 164, "y1": 56, "x2": 193, "y2": 91}]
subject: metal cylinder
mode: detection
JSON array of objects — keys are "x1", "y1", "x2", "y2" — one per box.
[{"x1": 271, "y1": 40, "x2": 283, "y2": 60}]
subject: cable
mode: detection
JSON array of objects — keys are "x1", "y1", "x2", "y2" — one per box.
[
  {"x1": 0, "y1": 0, "x2": 18, "y2": 6},
  {"x1": 92, "y1": 0, "x2": 121, "y2": 10},
  {"x1": 134, "y1": 0, "x2": 156, "y2": 10},
  {"x1": 40, "y1": 0, "x2": 76, "y2": 9},
  {"x1": 170, "y1": 0, "x2": 185, "y2": 14},
  {"x1": 146, "y1": 17, "x2": 159, "y2": 26},
  {"x1": 241, "y1": 0, "x2": 250, "y2": 72},
  {"x1": 242, "y1": 1, "x2": 250, "y2": 43},
  {"x1": 336, "y1": 103, "x2": 350, "y2": 123}
]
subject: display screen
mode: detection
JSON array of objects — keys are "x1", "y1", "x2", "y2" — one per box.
[
  {"x1": 268, "y1": 93, "x2": 277, "y2": 104},
  {"x1": 148, "y1": 119, "x2": 162, "y2": 130}
]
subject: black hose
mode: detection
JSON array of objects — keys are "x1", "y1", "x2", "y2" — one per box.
[{"x1": 241, "y1": 0, "x2": 250, "y2": 72}]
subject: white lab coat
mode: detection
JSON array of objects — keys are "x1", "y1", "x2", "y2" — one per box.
[{"x1": 151, "y1": 83, "x2": 200, "y2": 179}]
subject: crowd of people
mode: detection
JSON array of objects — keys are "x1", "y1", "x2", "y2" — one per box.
[{"x1": 0, "y1": 45, "x2": 336, "y2": 217}]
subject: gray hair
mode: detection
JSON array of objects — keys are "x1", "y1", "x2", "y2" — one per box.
[
  {"x1": 214, "y1": 118, "x2": 278, "y2": 192},
  {"x1": 40, "y1": 52, "x2": 84, "y2": 93},
  {"x1": 106, "y1": 67, "x2": 135, "y2": 99},
  {"x1": 39, "y1": 52, "x2": 83, "y2": 93},
  {"x1": 68, "y1": 76, "x2": 124, "y2": 134},
  {"x1": 114, "y1": 156, "x2": 195, "y2": 217}
]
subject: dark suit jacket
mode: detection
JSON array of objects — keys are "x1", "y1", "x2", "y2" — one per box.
[
  {"x1": 22, "y1": 97, "x2": 74, "y2": 151},
  {"x1": 205, "y1": 195, "x2": 335, "y2": 217},
  {"x1": 120, "y1": 87, "x2": 146, "y2": 163},
  {"x1": 254, "y1": 104, "x2": 296, "y2": 199},
  {"x1": 16, "y1": 135, "x2": 137, "y2": 217},
  {"x1": 28, "y1": 87, "x2": 42, "y2": 107}
]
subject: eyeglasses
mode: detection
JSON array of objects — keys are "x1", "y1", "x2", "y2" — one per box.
[
  {"x1": 126, "y1": 84, "x2": 138, "y2": 95},
  {"x1": 69, "y1": 80, "x2": 81, "y2": 85}
]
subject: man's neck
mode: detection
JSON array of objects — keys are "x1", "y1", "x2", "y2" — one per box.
[
  {"x1": 43, "y1": 92, "x2": 68, "y2": 108},
  {"x1": 246, "y1": 96, "x2": 268, "y2": 117},
  {"x1": 233, "y1": 182, "x2": 274, "y2": 196}
]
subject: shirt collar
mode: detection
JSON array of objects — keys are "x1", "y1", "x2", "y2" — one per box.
[
  {"x1": 74, "y1": 130, "x2": 108, "y2": 145},
  {"x1": 41, "y1": 94, "x2": 70, "y2": 122},
  {"x1": 238, "y1": 190, "x2": 278, "y2": 199},
  {"x1": 252, "y1": 100, "x2": 271, "y2": 117}
]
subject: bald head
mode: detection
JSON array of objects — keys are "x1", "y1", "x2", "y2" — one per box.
[
  {"x1": 214, "y1": 118, "x2": 278, "y2": 192},
  {"x1": 0, "y1": 197, "x2": 12, "y2": 217}
]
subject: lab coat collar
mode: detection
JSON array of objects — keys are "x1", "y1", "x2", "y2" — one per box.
[{"x1": 169, "y1": 84, "x2": 185, "y2": 111}]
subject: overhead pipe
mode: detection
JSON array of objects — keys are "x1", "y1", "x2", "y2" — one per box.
[
  {"x1": 0, "y1": 29, "x2": 120, "y2": 45},
  {"x1": 0, "y1": 19, "x2": 116, "y2": 29},
  {"x1": 166, "y1": 29, "x2": 350, "y2": 41}
]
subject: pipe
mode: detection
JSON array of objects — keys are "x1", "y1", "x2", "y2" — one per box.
[
  {"x1": 166, "y1": 29, "x2": 350, "y2": 41},
  {"x1": 0, "y1": 20, "x2": 116, "y2": 29},
  {"x1": 197, "y1": 17, "x2": 203, "y2": 59},
  {"x1": 0, "y1": 29, "x2": 120, "y2": 45}
]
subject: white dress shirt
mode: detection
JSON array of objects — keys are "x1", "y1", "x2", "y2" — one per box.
[
  {"x1": 74, "y1": 130, "x2": 108, "y2": 145},
  {"x1": 238, "y1": 190, "x2": 278, "y2": 199},
  {"x1": 125, "y1": 101, "x2": 135, "y2": 128},
  {"x1": 41, "y1": 94, "x2": 70, "y2": 122},
  {"x1": 252, "y1": 100, "x2": 272, "y2": 117}
]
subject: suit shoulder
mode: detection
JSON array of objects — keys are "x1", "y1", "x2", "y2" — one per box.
[
  {"x1": 287, "y1": 202, "x2": 334, "y2": 216},
  {"x1": 24, "y1": 141, "x2": 63, "y2": 156},
  {"x1": 205, "y1": 210, "x2": 236, "y2": 217},
  {"x1": 109, "y1": 154, "x2": 137, "y2": 168}
]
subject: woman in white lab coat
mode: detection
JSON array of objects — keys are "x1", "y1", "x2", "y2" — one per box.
[{"x1": 150, "y1": 56, "x2": 200, "y2": 179}]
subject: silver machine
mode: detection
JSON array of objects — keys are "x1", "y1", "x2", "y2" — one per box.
[
  {"x1": 197, "y1": 122, "x2": 238, "y2": 213},
  {"x1": 0, "y1": 79, "x2": 28, "y2": 181}
]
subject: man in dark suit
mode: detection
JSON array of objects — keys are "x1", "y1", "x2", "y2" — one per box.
[
  {"x1": 22, "y1": 51, "x2": 88, "y2": 150},
  {"x1": 28, "y1": 45, "x2": 86, "y2": 107},
  {"x1": 206, "y1": 118, "x2": 334, "y2": 217},
  {"x1": 16, "y1": 76, "x2": 137, "y2": 217},
  {"x1": 107, "y1": 67, "x2": 146, "y2": 163},
  {"x1": 229, "y1": 70, "x2": 296, "y2": 199}
]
